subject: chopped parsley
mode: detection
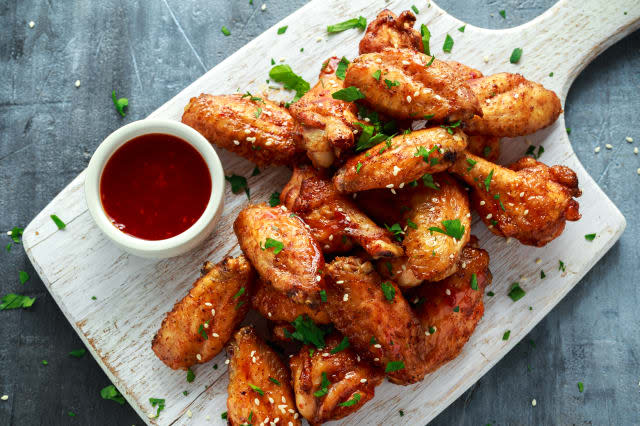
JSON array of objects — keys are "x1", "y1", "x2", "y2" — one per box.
[
  {"x1": 399, "y1": 409, "x2": 405, "y2": 416},
  {"x1": 111, "y1": 90, "x2": 128, "y2": 117},
  {"x1": 411, "y1": 5, "x2": 419, "y2": 14},
  {"x1": 354, "y1": 123, "x2": 388, "y2": 151},
  {"x1": 428, "y1": 219, "x2": 465, "y2": 240},
  {"x1": 251, "y1": 166, "x2": 260, "y2": 176},
  {"x1": 51, "y1": 214, "x2": 66, "y2": 230},
  {"x1": 499, "y1": 10, "x2": 506, "y2": 18},
  {"x1": 566, "y1": 127, "x2": 571, "y2": 135},
  {"x1": 441, "y1": 120, "x2": 461, "y2": 135},
  {"x1": 198, "y1": 321, "x2": 209, "y2": 340},
  {"x1": 242, "y1": 91, "x2": 264, "y2": 103},
  {"x1": 100, "y1": 385, "x2": 125, "y2": 405},
  {"x1": 508, "y1": 283, "x2": 526, "y2": 302},
  {"x1": 549, "y1": 72, "x2": 554, "y2": 77},
  {"x1": 466, "y1": 158, "x2": 477, "y2": 171},
  {"x1": 356, "y1": 162, "x2": 363, "y2": 173},
  {"x1": 380, "y1": 281, "x2": 396, "y2": 302},
  {"x1": 525, "y1": 145, "x2": 544, "y2": 159},
  {"x1": 385, "y1": 223, "x2": 405, "y2": 241},
  {"x1": 233, "y1": 287, "x2": 246, "y2": 300},
  {"x1": 9, "y1": 226, "x2": 24, "y2": 243},
  {"x1": 68, "y1": 411, "x2": 75, "y2": 417},
  {"x1": 261, "y1": 238, "x2": 284, "y2": 255},
  {"x1": 425, "y1": 55, "x2": 435, "y2": 67},
  {"x1": 327, "y1": 16, "x2": 367, "y2": 33},
  {"x1": 332, "y1": 86, "x2": 365, "y2": 102},
  {"x1": 277, "y1": 26, "x2": 288, "y2": 35},
  {"x1": 335, "y1": 57, "x2": 350, "y2": 80},
  {"x1": 487, "y1": 291, "x2": 495, "y2": 297},
  {"x1": 0, "y1": 293, "x2": 35, "y2": 310},
  {"x1": 19, "y1": 270, "x2": 29, "y2": 285},
  {"x1": 42, "y1": 360, "x2": 48, "y2": 365},
  {"x1": 414, "y1": 145, "x2": 438, "y2": 164},
  {"x1": 470, "y1": 273, "x2": 478, "y2": 290},
  {"x1": 187, "y1": 368, "x2": 195, "y2": 382},
  {"x1": 502, "y1": 330, "x2": 510, "y2": 340},
  {"x1": 149, "y1": 398, "x2": 165, "y2": 418},
  {"x1": 510, "y1": 48, "x2": 523, "y2": 64},
  {"x1": 338, "y1": 393, "x2": 361, "y2": 407},
  {"x1": 330, "y1": 336, "x2": 350, "y2": 354},
  {"x1": 578, "y1": 382, "x2": 584, "y2": 393},
  {"x1": 483, "y1": 146, "x2": 492, "y2": 157},
  {"x1": 319, "y1": 290, "x2": 327, "y2": 302},
  {"x1": 221, "y1": 26, "x2": 231, "y2": 36},
  {"x1": 269, "y1": 64, "x2": 310, "y2": 101},
  {"x1": 458, "y1": 25, "x2": 466, "y2": 32},
  {"x1": 453, "y1": 306, "x2": 460, "y2": 312},
  {"x1": 384, "y1": 79, "x2": 400, "y2": 89},
  {"x1": 372, "y1": 69, "x2": 381, "y2": 80},
  {"x1": 6, "y1": 243, "x2": 11, "y2": 252},
  {"x1": 385, "y1": 361, "x2": 405, "y2": 373},
  {"x1": 313, "y1": 372, "x2": 330, "y2": 397},
  {"x1": 225, "y1": 174, "x2": 250, "y2": 199},
  {"x1": 269, "y1": 191, "x2": 281, "y2": 207},
  {"x1": 420, "y1": 24, "x2": 431, "y2": 55},
  {"x1": 285, "y1": 315, "x2": 328, "y2": 348},
  {"x1": 442, "y1": 34, "x2": 454, "y2": 52},
  {"x1": 69, "y1": 349, "x2": 86, "y2": 358},
  {"x1": 268, "y1": 377, "x2": 281, "y2": 386},
  {"x1": 249, "y1": 384, "x2": 264, "y2": 396},
  {"x1": 407, "y1": 219, "x2": 418, "y2": 229},
  {"x1": 422, "y1": 173, "x2": 439, "y2": 190},
  {"x1": 221, "y1": 411, "x2": 228, "y2": 420},
  {"x1": 540, "y1": 270, "x2": 546, "y2": 279},
  {"x1": 369, "y1": 336, "x2": 377, "y2": 345},
  {"x1": 584, "y1": 233, "x2": 596, "y2": 241},
  {"x1": 484, "y1": 169, "x2": 494, "y2": 191}
]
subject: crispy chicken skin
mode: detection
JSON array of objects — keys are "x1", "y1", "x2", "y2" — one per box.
[
  {"x1": 226, "y1": 327, "x2": 301, "y2": 426},
  {"x1": 402, "y1": 174, "x2": 471, "y2": 282},
  {"x1": 281, "y1": 165, "x2": 403, "y2": 258},
  {"x1": 451, "y1": 153, "x2": 581, "y2": 246},
  {"x1": 152, "y1": 256, "x2": 255, "y2": 370},
  {"x1": 445, "y1": 61, "x2": 484, "y2": 80},
  {"x1": 407, "y1": 237, "x2": 492, "y2": 373},
  {"x1": 252, "y1": 279, "x2": 331, "y2": 324},
  {"x1": 182, "y1": 93, "x2": 303, "y2": 166},
  {"x1": 234, "y1": 203, "x2": 325, "y2": 304},
  {"x1": 290, "y1": 333, "x2": 384, "y2": 425},
  {"x1": 333, "y1": 127, "x2": 468, "y2": 193},
  {"x1": 324, "y1": 257, "x2": 428, "y2": 385},
  {"x1": 289, "y1": 57, "x2": 366, "y2": 168},
  {"x1": 465, "y1": 73, "x2": 562, "y2": 137},
  {"x1": 467, "y1": 135, "x2": 501, "y2": 162},
  {"x1": 376, "y1": 257, "x2": 424, "y2": 288},
  {"x1": 359, "y1": 9, "x2": 422, "y2": 55},
  {"x1": 344, "y1": 48, "x2": 482, "y2": 122}
]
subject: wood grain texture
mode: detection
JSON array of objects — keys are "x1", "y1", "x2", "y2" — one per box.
[{"x1": 19, "y1": 0, "x2": 639, "y2": 425}]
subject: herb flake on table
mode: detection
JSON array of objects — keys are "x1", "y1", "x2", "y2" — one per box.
[
  {"x1": 221, "y1": 26, "x2": 231, "y2": 36},
  {"x1": 559, "y1": 260, "x2": 566, "y2": 272},
  {"x1": 111, "y1": 90, "x2": 128, "y2": 117},
  {"x1": 499, "y1": 10, "x2": 506, "y2": 19},
  {"x1": 508, "y1": 283, "x2": 526, "y2": 302},
  {"x1": 149, "y1": 397, "x2": 165, "y2": 417},
  {"x1": 69, "y1": 349, "x2": 86, "y2": 358},
  {"x1": 51, "y1": 214, "x2": 66, "y2": 230},
  {"x1": 540, "y1": 270, "x2": 546, "y2": 279},
  {"x1": 584, "y1": 233, "x2": 596, "y2": 241},
  {"x1": 525, "y1": 145, "x2": 544, "y2": 159},
  {"x1": 0, "y1": 293, "x2": 35, "y2": 310},
  {"x1": 269, "y1": 192, "x2": 281, "y2": 207},
  {"x1": 510, "y1": 48, "x2": 523, "y2": 63},
  {"x1": 225, "y1": 174, "x2": 250, "y2": 199},
  {"x1": 578, "y1": 382, "x2": 584, "y2": 393},
  {"x1": 332, "y1": 86, "x2": 365, "y2": 102},
  {"x1": 428, "y1": 219, "x2": 465, "y2": 240},
  {"x1": 442, "y1": 34, "x2": 454, "y2": 53},
  {"x1": 100, "y1": 385, "x2": 125, "y2": 405},
  {"x1": 502, "y1": 330, "x2": 510, "y2": 340},
  {"x1": 458, "y1": 25, "x2": 466, "y2": 32},
  {"x1": 277, "y1": 26, "x2": 288, "y2": 35},
  {"x1": 420, "y1": 24, "x2": 431, "y2": 55},
  {"x1": 187, "y1": 368, "x2": 195, "y2": 383},
  {"x1": 19, "y1": 270, "x2": 29, "y2": 284},
  {"x1": 327, "y1": 16, "x2": 367, "y2": 33},
  {"x1": 411, "y1": 5, "x2": 420, "y2": 14},
  {"x1": 269, "y1": 64, "x2": 310, "y2": 102},
  {"x1": 9, "y1": 226, "x2": 23, "y2": 244}
]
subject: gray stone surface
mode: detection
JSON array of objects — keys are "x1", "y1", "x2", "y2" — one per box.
[{"x1": 0, "y1": 0, "x2": 637, "y2": 424}]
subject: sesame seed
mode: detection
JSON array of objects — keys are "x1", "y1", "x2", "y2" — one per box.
[
  {"x1": 445, "y1": 289, "x2": 451, "y2": 295},
  {"x1": 519, "y1": 192, "x2": 525, "y2": 197},
  {"x1": 74, "y1": 80, "x2": 81, "y2": 88},
  {"x1": 626, "y1": 137, "x2": 633, "y2": 143},
  {"x1": 386, "y1": 184, "x2": 394, "y2": 188},
  {"x1": 269, "y1": 397, "x2": 275, "y2": 404},
  {"x1": 261, "y1": 3, "x2": 266, "y2": 10},
  {"x1": 324, "y1": 244, "x2": 330, "y2": 249},
  {"x1": 187, "y1": 409, "x2": 193, "y2": 418},
  {"x1": 432, "y1": 326, "x2": 438, "y2": 332},
  {"x1": 398, "y1": 182, "x2": 405, "y2": 188},
  {"x1": 392, "y1": 165, "x2": 401, "y2": 176},
  {"x1": 294, "y1": 413, "x2": 299, "y2": 419},
  {"x1": 343, "y1": 293, "x2": 349, "y2": 302},
  {"x1": 486, "y1": 213, "x2": 493, "y2": 219},
  {"x1": 406, "y1": 96, "x2": 412, "y2": 103},
  {"x1": 204, "y1": 323, "x2": 209, "y2": 329},
  {"x1": 1, "y1": 395, "x2": 7, "y2": 401},
  {"x1": 374, "y1": 344, "x2": 382, "y2": 348},
  {"x1": 594, "y1": 146, "x2": 601, "y2": 153},
  {"x1": 289, "y1": 422, "x2": 294, "y2": 426},
  {"x1": 316, "y1": 36, "x2": 323, "y2": 42},
  {"x1": 212, "y1": 332, "x2": 219, "y2": 338},
  {"x1": 225, "y1": 359, "x2": 230, "y2": 364},
  {"x1": 316, "y1": 275, "x2": 321, "y2": 282},
  {"x1": 255, "y1": 398, "x2": 260, "y2": 406},
  {"x1": 205, "y1": 302, "x2": 213, "y2": 307},
  {"x1": 635, "y1": 147, "x2": 639, "y2": 155},
  {"x1": 288, "y1": 409, "x2": 295, "y2": 414},
  {"x1": 506, "y1": 237, "x2": 512, "y2": 244},
  {"x1": 328, "y1": 234, "x2": 334, "y2": 241},
  {"x1": 374, "y1": 357, "x2": 379, "y2": 362},
  {"x1": 390, "y1": 189, "x2": 396, "y2": 194},
  {"x1": 206, "y1": 415, "x2": 211, "y2": 420},
  {"x1": 402, "y1": 60, "x2": 410, "y2": 65},
  {"x1": 268, "y1": 312, "x2": 272, "y2": 317},
  {"x1": 413, "y1": 90, "x2": 420, "y2": 97},
  {"x1": 364, "y1": 117, "x2": 370, "y2": 122},
  {"x1": 233, "y1": 140, "x2": 240, "y2": 145},
  {"x1": 196, "y1": 353, "x2": 202, "y2": 361},
  {"x1": 480, "y1": 200, "x2": 486, "y2": 206},
  {"x1": 28, "y1": 21, "x2": 35, "y2": 28},
  {"x1": 360, "y1": 378, "x2": 367, "y2": 383},
  {"x1": 279, "y1": 57, "x2": 286, "y2": 62},
  {"x1": 513, "y1": 93, "x2": 519, "y2": 99},
  {"x1": 356, "y1": 355, "x2": 360, "y2": 362},
  {"x1": 244, "y1": 129, "x2": 251, "y2": 134},
  {"x1": 211, "y1": 308, "x2": 216, "y2": 316},
  {"x1": 532, "y1": 398, "x2": 537, "y2": 406},
  {"x1": 322, "y1": 352, "x2": 330, "y2": 357},
  {"x1": 6, "y1": 231, "x2": 11, "y2": 236},
  {"x1": 282, "y1": 396, "x2": 286, "y2": 403},
  {"x1": 605, "y1": 144, "x2": 613, "y2": 149},
  {"x1": 483, "y1": 55, "x2": 489, "y2": 63},
  {"x1": 425, "y1": 330, "x2": 430, "y2": 336},
  {"x1": 247, "y1": 136, "x2": 257, "y2": 142},
  {"x1": 524, "y1": 209, "x2": 529, "y2": 215},
  {"x1": 274, "y1": 418, "x2": 280, "y2": 424},
  {"x1": 376, "y1": 58, "x2": 382, "y2": 63},
  {"x1": 637, "y1": 168, "x2": 640, "y2": 175}
]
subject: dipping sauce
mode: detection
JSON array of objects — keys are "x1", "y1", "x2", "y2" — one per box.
[{"x1": 100, "y1": 133, "x2": 212, "y2": 240}]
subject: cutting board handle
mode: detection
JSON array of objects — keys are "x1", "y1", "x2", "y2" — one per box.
[{"x1": 506, "y1": 0, "x2": 640, "y2": 98}]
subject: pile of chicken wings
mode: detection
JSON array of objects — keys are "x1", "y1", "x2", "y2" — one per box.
[{"x1": 153, "y1": 9, "x2": 582, "y2": 425}]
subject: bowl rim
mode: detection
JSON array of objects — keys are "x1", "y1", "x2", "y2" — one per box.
[{"x1": 84, "y1": 119, "x2": 224, "y2": 257}]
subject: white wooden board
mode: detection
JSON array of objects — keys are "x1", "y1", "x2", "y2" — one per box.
[{"x1": 23, "y1": 0, "x2": 639, "y2": 424}]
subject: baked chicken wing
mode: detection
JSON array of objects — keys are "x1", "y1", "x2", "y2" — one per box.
[
  {"x1": 290, "y1": 333, "x2": 384, "y2": 425},
  {"x1": 289, "y1": 57, "x2": 366, "y2": 168},
  {"x1": 451, "y1": 152, "x2": 581, "y2": 246},
  {"x1": 333, "y1": 127, "x2": 468, "y2": 193},
  {"x1": 324, "y1": 256, "x2": 428, "y2": 385},
  {"x1": 152, "y1": 256, "x2": 255, "y2": 370},
  {"x1": 359, "y1": 9, "x2": 422, "y2": 54},
  {"x1": 182, "y1": 93, "x2": 303, "y2": 166},
  {"x1": 281, "y1": 164, "x2": 403, "y2": 258},
  {"x1": 252, "y1": 278, "x2": 330, "y2": 325},
  {"x1": 344, "y1": 48, "x2": 482, "y2": 122},
  {"x1": 465, "y1": 73, "x2": 562, "y2": 137},
  {"x1": 226, "y1": 326, "x2": 301, "y2": 426},
  {"x1": 234, "y1": 203, "x2": 325, "y2": 304},
  {"x1": 467, "y1": 135, "x2": 500, "y2": 162},
  {"x1": 407, "y1": 237, "x2": 492, "y2": 373}
]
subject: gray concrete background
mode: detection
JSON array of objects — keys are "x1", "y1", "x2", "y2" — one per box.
[{"x1": 0, "y1": 0, "x2": 638, "y2": 424}]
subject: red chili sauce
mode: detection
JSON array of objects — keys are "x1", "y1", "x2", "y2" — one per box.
[{"x1": 100, "y1": 133, "x2": 212, "y2": 240}]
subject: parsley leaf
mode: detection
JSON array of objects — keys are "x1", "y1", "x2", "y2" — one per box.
[
  {"x1": 0, "y1": 293, "x2": 35, "y2": 310},
  {"x1": 470, "y1": 273, "x2": 478, "y2": 290},
  {"x1": 510, "y1": 48, "x2": 523, "y2": 64},
  {"x1": 269, "y1": 192, "x2": 281, "y2": 207},
  {"x1": 508, "y1": 283, "x2": 526, "y2": 301},
  {"x1": 313, "y1": 372, "x2": 330, "y2": 397},
  {"x1": 149, "y1": 397, "x2": 165, "y2": 418},
  {"x1": 100, "y1": 385, "x2": 125, "y2": 405},
  {"x1": 559, "y1": 260, "x2": 566, "y2": 272},
  {"x1": 585, "y1": 233, "x2": 596, "y2": 241},
  {"x1": 338, "y1": 393, "x2": 361, "y2": 407},
  {"x1": 541, "y1": 270, "x2": 546, "y2": 279},
  {"x1": 251, "y1": 166, "x2": 261, "y2": 176},
  {"x1": 578, "y1": 382, "x2": 584, "y2": 393},
  {"x1": 384, "y1": 79, "x2": 400, "y2": 89},
  {"x1": 441, "y1": 120, "x2": 461, "y2": 135},
  {"x1": 385, "y1": 223, "x2": 405, "y2": 241},
  {"x1": 422, "y1": 173, "x2": 439, "y2": 190},
  {"x1": 425, "y1": 55, "x2": 435, "y2": 67},
  {"x1": 327, "y1": 16, "x2": 367, "y2": 33},
  {"x1": 221, "y1": 411, "x2": 228, "y2": 420},
  {"x1": 277, "y1": 26, "x2": 288, "y2": 35},
  {"x1": 269, "y1": 377, "x2": 281, "y2": 386},
  {"x1": 428, "y1": 219, "x2": 465, "y2": 240},
  {"x1": 466, "y1": 157, "x2": 477, "y2": 172},
  {"x1": 411, "y1": 5, "x2": 419, "y2": 14},
  {"x1": 187, "y1": 368, "x2": 195, "y2": 383},
  {"x1": 51, "y1": 214, "x2": 66, "y2": 230},
  {"x1": 332, "y1": 86, "x2": 365, "y2": 102},
  {"x1": 420, "y1": 24, "x2": 431, "y2": 55},
  {"x1": 414, "y1": 145, "x2": 438, "y2": 163},
  {"x1": 249, "y1": 384, "x2": 264, "y2": 396},
  {"x1": 356, "y1": 162, "x2": 363, "y2": 173},
  {"x1": 525, "y1": 145, "x2": 544, "y2": 159},
  {"x1": 503, "y1": 330, "x2": 510, "y2": 340},
  {"x1": 499, "y1": 10, "x2": 506, "y2": 18},
  {"x1": 458, "y1": 24, "x2": 466, "y2": 32},
  {"x1": 320, "y1": 290, "x2": 327, "y2": 302},
  {"x1": 381, "y1": 281, "x2": 396, "y2": 302},
  {"x1": 484, "y1": 169, "x2": 494, "y2": 191},
  {"x1": 69, "y1": 349, "x2": 86, "y2": 358},
  {"x1": 331, "y1": 336, "x2": 350, "y2": 354},
  {"x1": 221, "y1": 26, "x2": 231, "y2": 36},
  {"x1": 285, "y1": 315, "x2": 328, "y2": 348},
  {"x1": 254, "y1": 107, "x2": 262, "y2": 118},
  {"x1": 407, "y1": 219, "x2": 418, "y2": 229},
  {"x1": 335, "y1": 57, "x2": 350, "y2": 80},
  {"x1": 442, "y1": 34, "x2": 454, "y2": 52},
  {"x1": 385, "y1": 361, "x2": 405, "y2": 373},
  {"x1": 19, "y1": 270, "x2": 29, "y2": 285},
  {"x1": 9, "y1": 227, "x2": 23, "y2": 244},
  {"x1": 372, "y1": 69, "x2": 381, "y2": 80},
  {"x1": 232, "y1": 287, "x2": 246, "y2": 300},
  {"x1": 261, "y1": 238, "x2": 284, "y2": 255},
  {"x1": 269, "y1": 64, "x2": 310, "y2": 102},
  {"x1": 198, "y1": 321, "x2": 209, "y2": 340},
  {"x1": 225, "y1": 174, "x2": 250, "y2": 199},
  {"x1": 111, "y1": 90, "x2": 128, "y2": 117}
]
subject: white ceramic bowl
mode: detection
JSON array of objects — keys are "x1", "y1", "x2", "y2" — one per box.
[{"x1": 84, "y1": 119, "x2": 224, "y2": 259}]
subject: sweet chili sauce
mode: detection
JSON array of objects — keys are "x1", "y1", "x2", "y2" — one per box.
[{"x1": 100, "y1": 133, "x2": 212, "y2": 240}]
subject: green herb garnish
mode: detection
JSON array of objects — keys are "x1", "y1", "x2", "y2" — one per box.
[
  {"x1": 111, "y1": 90, "x2": 128, "y2": 117},
  {"x1": 327, "y1": 16, "x2": 367, "y2": 33},
  {"x1": 484, "y1": 169, "x2": 494, "y2": 191},
  {"x1": 332, "y1": 86, "x2": 365, "y2": 102},
  {"x1": 19, "y1": 270, "x2": 29, "y2": 285},
  {"x1": 269, "y1": 192, "x2": 281, "y2": 207},
  {"x1": 510, "y1": 48, "x2": 523, "y2": 64},
  {"x1": 225, "y1": 174, "x2": 250, "y2": 199},
  {"x1": 313, "y1": 372, "x2": 330, "y2": 397},
  {"x1": 335, "y1": 57, "x2": 350, "y2": 80},
  {"x1": 69, "y1": 349, "x2": 86, "y2": 358},
  {"x1": 149, "y1": 398, "x2": 165, "y2": 418},
  {"x1": 420, "y1": 24, "x2": 431, "y2": 55},
  {"x1": 187, "y1": 368, "x2": 195, "y2": 383},
  {"x1": 384, "y1": 79, "x2": 400, "y2": 89},
  {"x1": 269, "y1": 377, "x2": 281, "y2": 386},
  {"x1": 584, "y1": 233, "x2": 596, "y2": 241},
  {"x1": 470, "y1": 273, "x2": 478, "y2": 290},
  {"x1": 442, "y1": 34, "x2": 454, "y2": 52},
  {"x1": 385, "y1": 361, "x2": 405, "y2": 373},
  {"x1": 261, "y1": 238, "x2": 284, "y2": 255},
  {"x1": 428, "y1": 219, "x2": 465, "y2": 240},
  {"x1": 330, "y1": 336, "x2": 350, "y2": 354},
  {"x1": 338, "y1": 393, "x2": 361, "y2": 407},
  {"x1": 0, "y1": 293, "x2": 35, "y2": 310},
  {"x1": 100, "y1": 385, "x2": 125, "y2": 405},
  {"x1": 221, "y1": 26, "x2": 231, "y2": 36},
  {"x1": 502, "y1": 330, "x2": 510, "y2": 340},
  {"x1": 51, "y1": 214, "x2": 66, "y2": 230},
  {"x1": 285, "y1": 315, "x2": 328, "y2": 348},
  {"x1": 249, "y1": 384, "x2": 264, "y2": 396},
  {"x1": 277, "y1": 26, "x2": 288, "y2": 35},
  {"x1": 269, "y1": 64, "x2": 310, "y2": 102},
  {"x1": 508, "y1": 283, "x2": 525, "y2": 301},
  {"x1": 372, "y1": 69, "x2": 381, "y2": 80},
  {"x1": 381, "y1": 281, "x2": 396, "y2": 302}
]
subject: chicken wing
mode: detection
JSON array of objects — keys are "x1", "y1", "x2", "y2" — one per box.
[
  {"x1": 324, "y1": 256, "x2": 428, "y2": 385},
  {"x1": 467, "y1": 135, "x2": 501, "y2": 162},
  {"x1": 333, "y1": 126, "x2": 468, "y2": 193},
  {"x1": 451, "y1": 152, "x2": 581, "y2": 246},
  {"x1": 290, "y1": 333, "x2": 384, "y2": 425},
  {"x1": 289, "y1": 57, "x2": 367, "y2": 168},
  {"x1": 226, "y1": 326, "x2": 301, "y2": 426},
  {"x1": 344, "y1": 48, "x2": 482, "y2": 122},
  {"x1": 465, "y1": 73, "x2": 562, "y2": 137},
  {"x1": 407, "y1": 237, "x2": 492, "y2": 373},
  {"x1": 376, "y1": 256, "x2": 424, "y2": 288},
  {"x1": 359, "y1": 9, "x2": 422, "y2": 54},
  {"x1": 152, "y1": 256, "x2": 255, "y2": 370},
  {"x1": 281, "y1": 164, "x2": 403, "y2": 258},
  {"x1": 182, "y1": 93, "x2": 303, "y2": 166},
  {"x1": 252, "y1": 278, "x2": 330, "y2": 325},
  {"x1": 234, "y1": 203, "x2": 325, "y2": 304},
  {"x1": 445, "y1": 61, "x2": 484, "y2": 80}
]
